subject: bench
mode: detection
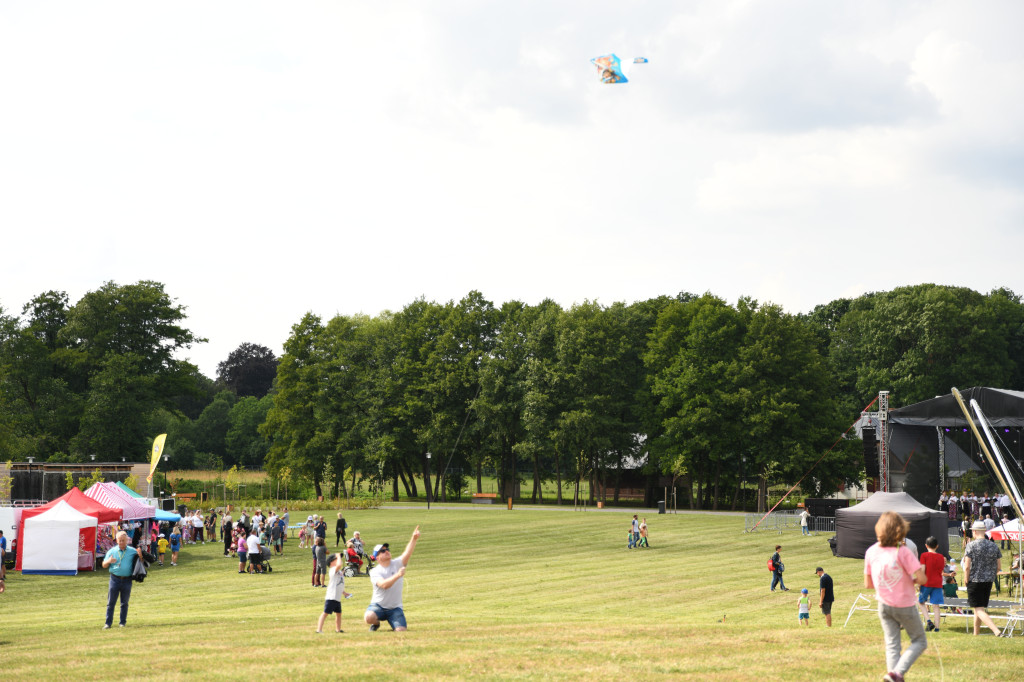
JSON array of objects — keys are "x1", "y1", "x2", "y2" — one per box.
[
  {"x1": 175, "y1": 493, "x2": 197, "y2": 500},
  {"x1": 472, "y1": 493, "x2": 497, "y2": 505},
  {"x1": 846, "y1": 593, "x2": 1021, "y2": 635},
  {"x1": 938, "y1": 597, "x2": 1020, "y2": 633}
]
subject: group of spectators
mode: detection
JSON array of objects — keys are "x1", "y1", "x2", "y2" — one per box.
[
  {"x1": 958, "y1": 510, "x2": 1016, "y2": 550},
  {"x1": 218, "y1": 507, "x2": 291, "y2": 574},
  {"x1": 772, "y1": 501, "x2": 1016, "y2": 682},
  {"x1": 863, "y1": 512, "x2": 1007, "y2": 682}
]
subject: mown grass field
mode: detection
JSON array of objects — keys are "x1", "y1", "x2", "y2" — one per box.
[{"x1": 2, "y1": 507, "x2": 1018, "y2": 680}]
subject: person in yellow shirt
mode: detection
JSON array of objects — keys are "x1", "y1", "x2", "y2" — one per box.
[{"x1": 157, "y1": 534, "x2": 169, "y2": 566}]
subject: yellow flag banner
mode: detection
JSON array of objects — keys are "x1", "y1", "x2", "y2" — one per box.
[{"x1": 147, "y1": 433, "x2": 167, "y2": 483}]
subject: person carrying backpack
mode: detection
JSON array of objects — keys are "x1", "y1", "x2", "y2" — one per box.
[{"x1": 770, "y1": 545, "x2": 789, "y2": 592}]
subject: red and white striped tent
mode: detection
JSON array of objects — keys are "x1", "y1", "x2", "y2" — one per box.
[{"x1": 83, "y1": 482, "x2": 156, "y2": 521}]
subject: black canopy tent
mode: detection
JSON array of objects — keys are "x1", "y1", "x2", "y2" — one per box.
[
  {"x1": 835, "y1": 492, "x2": 949, "y2": 559},
  {"x1": 889, "y1": 387, "x2": 1024, "y2": 428},
  {"x1": 883, "y1": 387, "x2": 1024, "y2": 506}
]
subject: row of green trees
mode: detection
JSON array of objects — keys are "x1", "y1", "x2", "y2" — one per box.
[
  {"x1": 263, "y1": 284, "x2": 1024, "y2": 510},
  {"x1": 261, "y1": 292, "x2": 851, "y2": 511},
  {"x1": 4, "y1": 281, "x2": 1024, "y2": 511}
]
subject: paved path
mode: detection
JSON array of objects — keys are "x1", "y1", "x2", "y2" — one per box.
[{"x1": 377, "y1": 503, "x2": 746, "y2": 516}]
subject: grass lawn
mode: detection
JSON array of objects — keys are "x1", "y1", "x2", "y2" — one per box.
[{"x1": 2, "y1": 507, "x2": 1017, "y2": 680}]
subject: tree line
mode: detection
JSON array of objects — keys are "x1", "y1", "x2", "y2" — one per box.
[{"x1": 3, "y1": 281, "x2": 1023, "y2": 510}]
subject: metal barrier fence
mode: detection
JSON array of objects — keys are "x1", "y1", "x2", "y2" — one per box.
[
  {"x1": 744, "y1": 511, "x2": 835, "y2": 534},
  {"x1": 948, "y1": 533, "x2": 964, "y2": 559}
]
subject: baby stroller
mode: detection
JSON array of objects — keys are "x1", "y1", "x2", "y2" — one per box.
[{"x1": 248, "y1": 546, "x2": 273, "y2": 574}]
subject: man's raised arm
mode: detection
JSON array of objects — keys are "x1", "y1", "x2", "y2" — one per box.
[{"x1": 399, "y1": 525, "x2": 420, "y2": 565}]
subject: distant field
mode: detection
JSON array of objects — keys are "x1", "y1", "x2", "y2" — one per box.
[{"x1": 1, "y1": 506, "x2": 1017, "y2": 680}]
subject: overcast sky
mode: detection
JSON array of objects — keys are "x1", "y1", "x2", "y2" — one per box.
[{"x1": 2, "y1": 1, "x2": 1022, "y2": 378}]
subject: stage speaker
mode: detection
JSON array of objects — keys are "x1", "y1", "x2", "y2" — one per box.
[
  {"x1": 805, "y1": 498, "x2": 850, "y2": 518},
  {"x1": 863, "y1": 428, "x2": 879, "y2": 477},
  {"x1": 161, "y1": 498, "x2": 175, "y2": 511}
]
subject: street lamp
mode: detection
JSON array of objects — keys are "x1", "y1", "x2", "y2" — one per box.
[
  {"x1": 426, "y1": 452, "x2": 432, "y2": 511},
  {"x1": 162, "y1": 454, "x2": 170, "y2": 495}
]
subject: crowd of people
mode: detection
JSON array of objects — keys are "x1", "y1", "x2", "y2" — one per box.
[
  {"x1": 87, "y1": 499, "x2": 424, "y2": 633},
  {"x1": 771, "y1": 507, "x2": 1013, "y2": 682},
  {"x1": 939, "y1": 490, "x2": 1014, "y2": 522}
]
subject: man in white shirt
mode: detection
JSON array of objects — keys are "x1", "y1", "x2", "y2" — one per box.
[
  {"x1": 364, "y1": 526, "x2": 420, "y2": 632},
  {"x1": 246, "y1": 529, "x2": 264, "y2": 574},
  {"x1": 998, "y1": 493, "x2": 1012, "y2": 520}
]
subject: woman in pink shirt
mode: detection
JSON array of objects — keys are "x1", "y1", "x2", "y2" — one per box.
[{"x1": 864, "y1": 511, "x2": 927, "y2": 682}]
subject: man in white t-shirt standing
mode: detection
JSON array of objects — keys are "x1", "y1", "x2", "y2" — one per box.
[
  {"x1": 364, "y1": 526, "x2": 420, "y2": 632},
  {"x1": 246, "y1": 528, "x2": 264, "y2": 574}
]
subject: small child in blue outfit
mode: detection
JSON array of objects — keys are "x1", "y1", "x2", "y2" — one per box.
[{"x1": 798, "y1": 588, "x2": 810, "y2": 625}]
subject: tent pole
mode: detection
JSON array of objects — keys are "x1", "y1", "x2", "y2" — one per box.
[
  {"x1": 951, "y1": 388, "x2": 1024, "y2": 522},
  {"x1": 968, "y1": 398, "x2": 1024, "y2": 524}
]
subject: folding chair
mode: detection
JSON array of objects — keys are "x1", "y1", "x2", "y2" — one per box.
[{"x1": 999, "y1": 608, "x2": 1024, "y2": 638}]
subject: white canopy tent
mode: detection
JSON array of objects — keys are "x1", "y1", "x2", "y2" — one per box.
[
  {"x1": 20, "y1": 500, "x2": 98, "y2": 575},
  {"x1": 989, "y1": 518, "x2": 1024, "y2": 541}
]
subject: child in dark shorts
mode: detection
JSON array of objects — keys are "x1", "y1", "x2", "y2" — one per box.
[{"x1": 316, "y1": 553, "x2": 352, "y2": 633}]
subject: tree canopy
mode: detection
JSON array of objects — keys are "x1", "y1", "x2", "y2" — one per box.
[{"x1": 4, "y1": 281, "x2": 1024, "y2": 510}]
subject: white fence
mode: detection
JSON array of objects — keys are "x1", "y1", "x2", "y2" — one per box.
[{"x1": 744, "y1": 510, "x2": 836, "y2": 534}]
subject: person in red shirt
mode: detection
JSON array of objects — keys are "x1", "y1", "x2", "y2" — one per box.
[{"x1": 917, "y1": 536, "x2": 947, "y2": 632}]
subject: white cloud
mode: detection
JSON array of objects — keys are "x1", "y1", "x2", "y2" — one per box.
[{"x1": 1, "y1": 1, "x2": 1022, "y2": 376}]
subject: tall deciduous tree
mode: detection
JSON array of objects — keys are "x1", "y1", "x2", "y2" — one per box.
[
  {"x1": 261, "y1": 313, "x2": 329, "y2": 498},
  {"x1": 645, "y1": 294, "x2": 746, "y2": 510},
  {"x1": 61, "y1": 281, "x2": 204, "y2": 460},
  {"x1": 832, "y1": 285, "x2": 1014, "y2": 406},
  {"x1": 217, "y1": 342, "x2": 279, "y2": 398},
  {"x1": 735, "y1": 301, "x2": 851, "y2": 512},
  {"x1": 225, "y1": 395, "x2": 273, "y2": 467}
]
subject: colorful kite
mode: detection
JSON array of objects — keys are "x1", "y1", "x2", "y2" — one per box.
[
  {"x1": 633, "y1": 57, "x2": 648, "y2": 64},
  {"x1": 591, "y1": 54, "x2": 627, "y2": 84}
]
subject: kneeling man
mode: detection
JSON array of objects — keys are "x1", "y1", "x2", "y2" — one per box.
[{"x1": 365, "y1": 526, "x2": 420, "y2": 632}]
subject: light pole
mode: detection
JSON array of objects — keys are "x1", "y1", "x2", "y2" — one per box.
[
  {"x1": 27, "y1": 457, "x2": 37, "y2": 501},
  {"x1": 162, "y1": 454, "x2": 170, "y2": 497},
  {"x1": 425, "y1": 452, "x2": 432, "y2": 511}
]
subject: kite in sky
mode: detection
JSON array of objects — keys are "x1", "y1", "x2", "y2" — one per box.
[
  {"x1": 591, "y1": 54, "x2": 627, "y2": 84},
  {"x1": 591, "y1": 54, "x2": 648, "y2": 83}
]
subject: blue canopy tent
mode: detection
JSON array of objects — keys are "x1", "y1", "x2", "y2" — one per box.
[{"x1": 115, "y1": 482, "x2": 181, "y2": 523}]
